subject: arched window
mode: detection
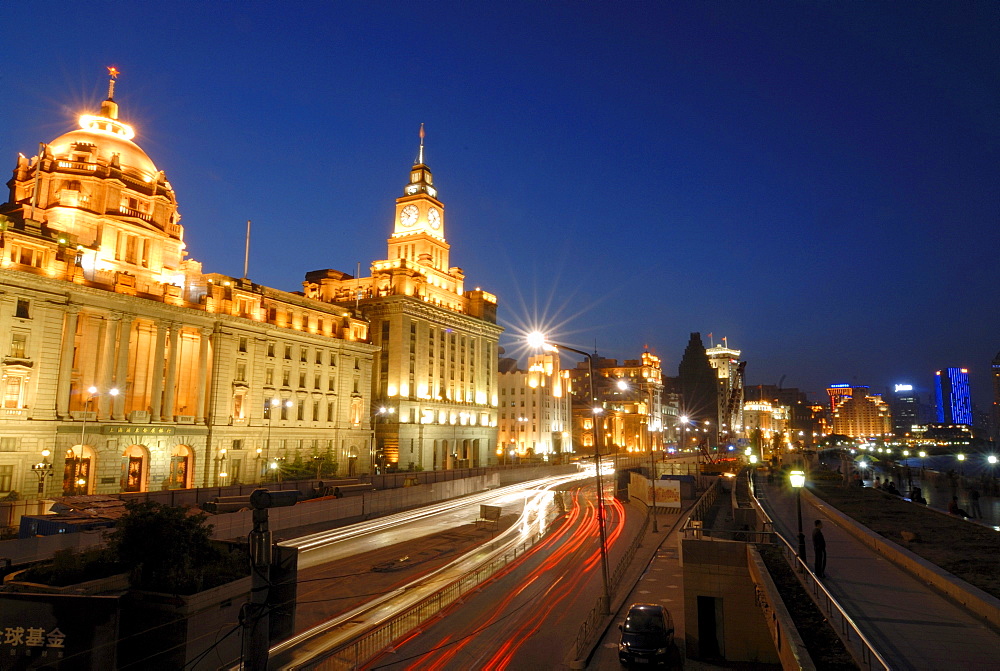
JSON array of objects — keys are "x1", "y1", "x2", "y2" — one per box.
[
  {"x1": 169, "y1": 445, "x2": 194, "y2": 489},
  {"x1": 123, "y1": 445, "x2": 149, "y2": 493},
  {"x1": 63, "y1": 446, "x2": 96, "y2": 495}
]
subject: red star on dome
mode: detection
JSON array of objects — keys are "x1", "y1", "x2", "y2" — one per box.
[{"x1": 107, "y1": 66, "x2": 120, "y2": 79}]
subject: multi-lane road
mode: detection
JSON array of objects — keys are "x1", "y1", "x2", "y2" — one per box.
[{"x1": 268, "y1": 467, "x2": 631, "y2": 669}]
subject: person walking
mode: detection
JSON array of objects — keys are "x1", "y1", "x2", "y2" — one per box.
[
  {"x1": 812, "y1": 519, "x2": 826, "y2": 578},
  {"x1": 969, "y1": 487, "x2": 982, "y2": 519}
]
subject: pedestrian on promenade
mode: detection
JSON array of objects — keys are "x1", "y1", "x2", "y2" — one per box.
[
  {"x1": 969, "y1": 488, "x2": 982, "y2": 519},
  {"x1": 948, "y1": 496, "x2": 969, "y2": 518},
  {"x1": 812, "y1": 520, "x2": 826, "y2": 578}
]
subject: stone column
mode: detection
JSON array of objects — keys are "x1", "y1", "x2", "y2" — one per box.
[
  {"x1": 99, "y1": 314, "x2": 120, "y2": 419},
  {"x1": 150, "y1": 320, "x2": 167, "y2": 421},
  {"x1": 195, "y1": 326, "x2": 212, "y2": 424},
  {"x1": 112, "y1": 314, "x2": 134, "y2": 421},
  {"x1": 163, "y1": 323, "x2": 180, "y2": 422},
  {"x1": 55, "y1": 306, "x2": 80, "y2": 418}
]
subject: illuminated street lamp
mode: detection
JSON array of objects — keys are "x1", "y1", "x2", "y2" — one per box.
[
  {"x1": 957, "y1": 452, "x2": 966, "y2": 480},
  {"x1": 528, "y1": 332, "x2": 611, "y2": 614},
  {"x1": 789, "y1": 469, "x2": 807, "y2": 560},
  {"x1": 263, "y1": 398, "x2": 293, "y2": 483},
  {"x1": 31, "y1": 449, "x2": 53, "y2": 496},
  {"x1": 619, "y1": 380, "x2": 657, "y2": 532},
  {"x1": 75, "y1": 386, "x2": 118, "y2": 495},
  {"x1": 372, "y1": 406, "x2": 395, "y2": 474}
]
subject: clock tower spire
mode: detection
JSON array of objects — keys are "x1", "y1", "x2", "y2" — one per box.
[{"x1": 388, "y1": 125, "x2": 450, "y2": 270}]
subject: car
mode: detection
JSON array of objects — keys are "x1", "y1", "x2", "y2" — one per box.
[{"x1": 618, "y1": 602, "x2": 678, "y2": 667}]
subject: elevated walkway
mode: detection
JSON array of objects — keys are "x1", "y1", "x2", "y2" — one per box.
[{"x1": 758, "y1": 479, "x2": 1000, "y2": 671}]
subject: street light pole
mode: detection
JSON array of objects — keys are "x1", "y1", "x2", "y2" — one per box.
[
  {"x1": 529, "y1": 333, "x2": 611, "y2": 615},
  {"x1": 76, "y1": 386, "x2": 117, "y2": 495},
  {"x1": 790, "y1": 469, "x2": 807, "y2": 560}
]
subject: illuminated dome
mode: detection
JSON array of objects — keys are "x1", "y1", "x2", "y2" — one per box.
[{"x1": 48, "y1": 127, "x2": 158, "y2": 177}]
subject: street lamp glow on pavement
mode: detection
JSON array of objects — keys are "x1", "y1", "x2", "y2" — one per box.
[{"x1": 528, "y1": 331, "x2": 611, "y2": 615}]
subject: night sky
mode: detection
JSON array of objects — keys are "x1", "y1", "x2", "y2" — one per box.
[{"x1": 2, "y1": 2, "x2": 997, "y2": 406}]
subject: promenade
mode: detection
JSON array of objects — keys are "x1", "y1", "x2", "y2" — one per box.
[
  {"x1": 866, "y1": 465, "x2": 1000, "y2": 527},
  {"x1": 759, "y1": 479, "x2": 1000, "y2": 671}
]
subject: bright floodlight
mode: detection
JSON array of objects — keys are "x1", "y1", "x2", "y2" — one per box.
[
  {"x1": 87, "y1": 386, "x2": 98, "y2": 394},
  {"x1": 749, "y1": 454, "x2": 759, "y2": 464},
  {"x1": 616, "y1": 380, "x2": 628, "y2": 391},
  {"x1": 526, "y1": 332, "x2": 548, "y2": 349},
  {"x1": 919, "y1": 451, "x2": 926, "y2": 458},
  {"x1": 789, "y1": 470, "x2": 806, "y2": 488},
  {"x1": 957, "y1": 453, "x2": 966, "y2": 461},
  {"x1": 680, "y1": 415, "x2": 688, "y2": 423},
  {"x1": 109, "y1": 388, "x2": 119, "y2": 396},
  {"x1": 989, "y1": 455, "x2": 998, "y2": 465},
  {"x1": 859, "y1": 460, "x2": 868, "y2": 470}
]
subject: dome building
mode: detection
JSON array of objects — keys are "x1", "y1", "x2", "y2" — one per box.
[{"x1": 0, "y1": 69, "x2": 375, "y2": 501}]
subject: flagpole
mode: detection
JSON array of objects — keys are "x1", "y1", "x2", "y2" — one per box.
[{"x1": 243, "y1": 220, "x2": 251, "y2": 279}]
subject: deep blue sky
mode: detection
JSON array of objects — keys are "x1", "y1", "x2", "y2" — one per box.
[{"x1": 2, "y1": 2, "x2": 997, "y2": 405}]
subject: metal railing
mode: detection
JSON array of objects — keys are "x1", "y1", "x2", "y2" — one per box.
[{"x1": 753, "y1": 481, "x2": 891, "y2": 671}]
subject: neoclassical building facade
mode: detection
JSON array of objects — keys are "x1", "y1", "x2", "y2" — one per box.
[
  {"x1": 303, "y1": 127, "x2": 503, "y2": 470},
  {"x1": 0, "y1": 70, "x2": 376, "y2": 499}
]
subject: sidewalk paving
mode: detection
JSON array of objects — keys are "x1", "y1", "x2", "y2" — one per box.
[
  {"x1": 759, "y1": 480, "x2": 1000, "y2": 671},
  {"x1": 587, "y1": 495, "x2": 735, "y2": 670}
]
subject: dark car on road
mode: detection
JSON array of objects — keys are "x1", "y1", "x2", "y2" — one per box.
[{"x1": 618, "y1": 602, "x2": 679, "y2": 667}]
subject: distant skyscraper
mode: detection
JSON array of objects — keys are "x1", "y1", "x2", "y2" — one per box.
[
  {"x1": 889, "y1": 384, "x2": 919, "y2": 435},
  {"x1": 676, "y1": 333, "x2": 719, "y2": 436},
  {"x1": 831, "y1": 386, "x2": 892, "y2": 438},
  {"x1": 935, "y1": 368, "x2": 972, "y2": 425},
  {"x1": 992, "y1": 351, "x2": 1000, "y2": 439},
  {"x1": 826, "y1": 384, "x2": 852, "y2": 413}
]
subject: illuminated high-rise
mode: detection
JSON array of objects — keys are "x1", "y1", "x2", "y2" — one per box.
[{"x1": 935, "y1": 368, "x2": 972, "y2": 425}]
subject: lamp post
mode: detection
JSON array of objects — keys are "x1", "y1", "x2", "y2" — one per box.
[
  {"x1": 31, "y1": 449, "x2": 53, "y2": 497},
  {"x1": 371, "y1": 406, "x2": 395, "y2": 474},
  {"x1": 529, "y1": 332, "x2": 611, "y2": 615},
  {"x1": 790, "y1": 469, "x2": 807, "y2": 560},
  {"x1": 75, "y1": 386, "x2": 118, "y2": 495},
  {"x1": 218, "y1": 448, "x2": 229, "y2": 486},
  {"x1": 619, "y1": 380, "x2": 658, "y2": 532},
  {"x1": 263, "y1": 398, "x2": 293, "y2": 483}
]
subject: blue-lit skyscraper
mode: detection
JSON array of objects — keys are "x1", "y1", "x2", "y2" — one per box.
[{"x1": 935, "y1": 368, "x2": 973, "y2": 424}]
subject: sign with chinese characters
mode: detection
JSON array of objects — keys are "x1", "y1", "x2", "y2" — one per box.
[
  {"x1": 101, "y1": 425, "x2": 175, "y2": 436},
  {"x1": 0, "y1": 593, "x2": 118, "y2": 669}
]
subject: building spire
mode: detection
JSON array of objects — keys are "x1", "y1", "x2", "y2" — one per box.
[
  {"x1": 416, "y1": 123, "x2": 425, "y2": 166},
  {"x1": 107, "y1": 66, "x2": 120, "y2": 100}
]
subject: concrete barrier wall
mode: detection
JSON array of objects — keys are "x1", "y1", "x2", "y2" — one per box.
[
  {"x1": 805, "y1": 488, "x2": 1000, "y2": 632},
  {"x1": 208, "y1": 472, "x2": 506, "y2": 540},
  {"x1": 746, "y1": 546, "x2": 816, "y2": 671},
  {"x1": 1, "y1": 466, "x2": 567, "y2": 564},
  {"x1": 0, "y1": 527, "x2": 106, "y2": 565}
]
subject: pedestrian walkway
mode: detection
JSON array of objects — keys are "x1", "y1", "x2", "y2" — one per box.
[
  {"x1": 588, "y1": 503, "x2": 728, "y2": 670},
  {"x1": 759, "y1": 480, "x2": 1000, "y2": 671}
]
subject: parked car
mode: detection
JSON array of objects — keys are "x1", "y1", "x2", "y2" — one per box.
[{"x1": 618, "y1": 602, "x2": 679, "y2": 667}]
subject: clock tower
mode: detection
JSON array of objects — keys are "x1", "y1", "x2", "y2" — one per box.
[{"x1": 389, "y1": 125, "x2": 450, "y2": 272}]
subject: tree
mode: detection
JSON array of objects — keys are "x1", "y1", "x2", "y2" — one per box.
[{"x1": 106, "y1": 501, "x2": 243, "y2": 594}]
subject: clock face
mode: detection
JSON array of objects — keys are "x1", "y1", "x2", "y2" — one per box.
[
  {"x1": 428, "y1": 207, "x2": 441, "y2": 230},
  {"x1": 400, "y1": 204, "x2": 419, "y2": 227}
]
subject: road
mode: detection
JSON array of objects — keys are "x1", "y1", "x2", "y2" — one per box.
[
  {"x1": 269, "y1": 470, "x2": 603, "y2": 668},
  {"x1": 365, "y1": 482, "x2": 637, "y2": 670}
]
